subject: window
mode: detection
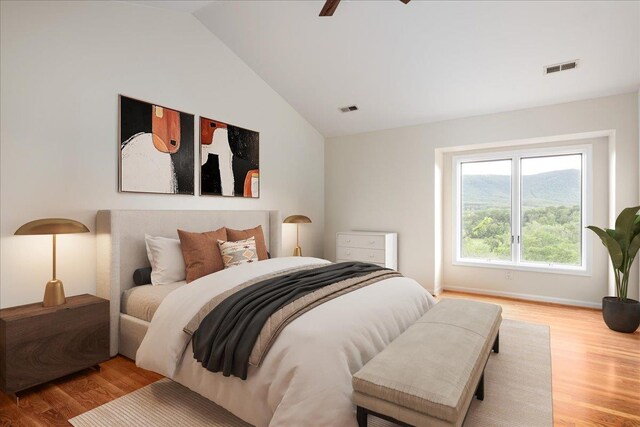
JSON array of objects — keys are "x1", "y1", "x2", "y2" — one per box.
[{"x1": 454, "y1": 146, "x2": 590, "y2": 273}]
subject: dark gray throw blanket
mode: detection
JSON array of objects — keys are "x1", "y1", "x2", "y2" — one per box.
[{"x1": 192, "y1": 261, "x2": 389, "y2": 379}]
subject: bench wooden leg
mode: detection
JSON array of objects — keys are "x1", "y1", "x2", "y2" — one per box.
[
  {"x1": 356, "y1": 406, "x2": 368, "y2": 427},
  {"x1": 475, "y1": 372, "x2": 485, "y2": 401},
  {"x1": 492, "y1": 331, "x2": 499, "y2": 354}
]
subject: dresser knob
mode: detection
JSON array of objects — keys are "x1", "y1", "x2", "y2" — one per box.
[{"x1": 368, "y1": 241, "x2": 375, "y2": 245}]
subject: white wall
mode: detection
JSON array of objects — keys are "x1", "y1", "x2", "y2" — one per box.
[
  {"x1": 325, "y1": 93, "x2": 639, "y2": 305},
  {"x1": 0, "y1": 1, "x2": 325, "y2": 308}
]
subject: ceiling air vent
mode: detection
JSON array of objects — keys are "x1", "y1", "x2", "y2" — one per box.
[
  {"x1": 340, "y1": 105, "x2": 359, "y2": 113},
  {"x1": 544, "y1": 60, "x2": 579, "y2": 75}
]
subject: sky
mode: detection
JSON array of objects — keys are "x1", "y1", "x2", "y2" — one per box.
[{"x1": 461, "y1": 154, "x2": 581, "y2": 176}]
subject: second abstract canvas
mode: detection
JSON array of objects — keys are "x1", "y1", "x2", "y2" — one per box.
[{"x1": 200, "y1": 117, "x2": 259, "y2": 198}]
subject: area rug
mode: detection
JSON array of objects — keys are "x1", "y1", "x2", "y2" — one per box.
[{"x1": 69, "y1": 319, "x2": 552, "y2": 427}]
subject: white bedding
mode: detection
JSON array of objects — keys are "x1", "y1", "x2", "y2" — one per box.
[{"x1": 137, "y1": 257, "x2": 436, "y2": 427}]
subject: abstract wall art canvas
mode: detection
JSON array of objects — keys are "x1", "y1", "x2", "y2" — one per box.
[
  {"x1": 119, "y1": 95, "x2": 194, "y2": 194},
  {"x1": 200, "y1": 117, "x2": 259, "y2": 198}
]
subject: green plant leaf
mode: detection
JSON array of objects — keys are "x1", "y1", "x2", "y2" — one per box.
[
  {"x1": 587, "y1": 226, "x2": 624, "y2": 269},
  {"x1": 629, "y1": 233, "x2": 640, "y2": 261},
  {"x1": 606, "y1": 229, "x2": 628, "y2": 262},
  {"x1": 615, "y1": 206, "x2": 640, "y2": 248}
]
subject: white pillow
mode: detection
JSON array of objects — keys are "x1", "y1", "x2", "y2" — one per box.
[{"x1": 144, "y1": 234, "x2": 186, "y2": 285}]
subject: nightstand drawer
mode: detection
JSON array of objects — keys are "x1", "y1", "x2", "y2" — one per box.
[
  {"x1": 337, "y1": 247, "x2": 386, "y2": 263},
  {"x1": 0, "y1": 294, "x2": 110, "y2": 394},
  {"x1": 337, "y1": 234, "x2": 385, "y2": 250}
]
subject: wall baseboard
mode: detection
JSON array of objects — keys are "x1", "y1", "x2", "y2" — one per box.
[{"x1": 443, "y1": 285, "x2": 602, "y2": 309}]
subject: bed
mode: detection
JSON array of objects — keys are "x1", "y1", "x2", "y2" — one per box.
[
  {"x1": 96, "y1": 209, "x2": 282, "y2": 359},
  {"x1": 95, "y1": 209, "x2": 436, "y2": 427}
]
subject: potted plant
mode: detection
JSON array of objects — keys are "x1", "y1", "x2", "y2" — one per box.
[{"x1": 587, "y1": 206, "x2": 640, "y2": 333}]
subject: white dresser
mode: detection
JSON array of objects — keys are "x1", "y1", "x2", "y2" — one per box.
[{"x1": 336, "y1": 231, "x2": 398, "y2": 270}]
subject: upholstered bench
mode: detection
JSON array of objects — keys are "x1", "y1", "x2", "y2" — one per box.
[{"x1": 352, "y1": 299, "x2": 502, "y2": 427}]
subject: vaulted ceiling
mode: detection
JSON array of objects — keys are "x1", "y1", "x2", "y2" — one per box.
[{"x1": 126, "y1": 1, "x2": 640, "y2": 137}]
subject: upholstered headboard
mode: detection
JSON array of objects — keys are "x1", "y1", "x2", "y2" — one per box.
[{"x1": 96, "y1": 209, "x2": 281, "y2": 356}]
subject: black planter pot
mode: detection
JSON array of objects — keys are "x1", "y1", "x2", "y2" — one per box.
[{"x1": 602, "y1": 297, "x2": 640, "y2": 333}]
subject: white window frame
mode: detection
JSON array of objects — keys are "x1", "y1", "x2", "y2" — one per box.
[{"x1": 453, "y1": 144, "x2": 592, "y2": 276}]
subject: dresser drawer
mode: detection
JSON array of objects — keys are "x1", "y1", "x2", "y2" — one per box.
[
  {"x1": 337, "y1": 247, "x2": 386, "y2": 263},
  {"x1": 337, "y1": 234, "x2": 385, "y2": 250},
  {"x1": 338, "y1": 260, "x2": 386, "y2": 268}
]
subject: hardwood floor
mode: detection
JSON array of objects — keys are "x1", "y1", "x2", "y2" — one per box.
[
  {"x1": 0, "y1": 357, "x2": 162, "y2": 427},
  {"x1": 1, "y1": 291, "x2": 638, "y2": 426}
]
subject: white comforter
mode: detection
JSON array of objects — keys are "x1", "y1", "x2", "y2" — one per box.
[{"x1": 137, "y1": 257, "x2": 436, "y2": 427}]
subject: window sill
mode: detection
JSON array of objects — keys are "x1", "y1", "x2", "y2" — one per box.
[{"x1": 452, "y1": 259, "x2": 592, "y2": 277}]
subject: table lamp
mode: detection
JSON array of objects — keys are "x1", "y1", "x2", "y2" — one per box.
[
  {"x1": 283, "y1": 215, "x2": 312, "y2": 256},
  {"x1": 15, "y1": 218, "x2": 90, "y2": 307}
]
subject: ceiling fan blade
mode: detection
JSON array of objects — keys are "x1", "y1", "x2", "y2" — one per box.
[
  {"x1": 320, "y1": 0, "x2": 341, "y2": 16},
  {"x1": 399, "y1": 0, "x2": 411, "y2": 3}
]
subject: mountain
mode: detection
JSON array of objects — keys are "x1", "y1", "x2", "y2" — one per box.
[{"x1": 462, "y1": 169, "x2": 581, "y2": 208}]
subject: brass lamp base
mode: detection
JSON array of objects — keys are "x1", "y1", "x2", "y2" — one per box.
[
  {"x1": 43, "y1": 279, "x2": 66, "y2": 307},
  {"x1": 293, "y1": 246, "x2": 302, "y2": 257}
]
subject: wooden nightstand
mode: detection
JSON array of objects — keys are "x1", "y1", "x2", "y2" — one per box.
[{"x1": 0, "y1": 294, "x2": 110, "y2": 401}]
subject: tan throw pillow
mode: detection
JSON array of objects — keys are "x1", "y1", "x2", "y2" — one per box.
[
  {"x1": 177, "y1": 227, "x2": 227, "y2": 283},
  {"x1": 218, "y1": 237, "x2": 259, "y2": 269},
  {"x1": 227, "y1": 225, "x2": 268, "y2": 260}
]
